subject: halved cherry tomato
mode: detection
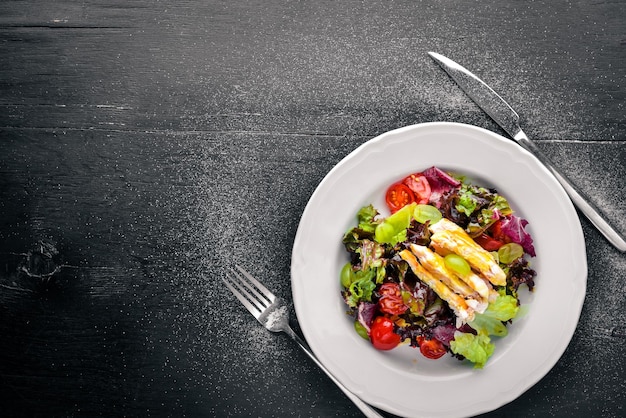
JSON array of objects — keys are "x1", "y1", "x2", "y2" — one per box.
[
  {"x1": 474, "y1": 233, "x2": 505, "y2": 251},
  {"x1": 370, "y1": 316, "x2": 402, "y2": 350},
  {"x1": 385, "y1": 183, "x2": 415, "y2": 213},
  {"x1": 403, "y1": 174, "x2": 431, "y2": 204},
  {"x1": 378, "y1": 283, "x2": 408, "y2": 315},
  {"x1": 417, "y1": 337, "x2": 447, "y2": 359}
]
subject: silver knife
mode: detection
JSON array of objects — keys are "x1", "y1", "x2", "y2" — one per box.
[{"x1": 428, "y1": 51, "x2": 626, "y2": 252}]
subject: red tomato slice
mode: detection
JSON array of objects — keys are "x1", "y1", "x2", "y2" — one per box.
[
  {"x1": 489, "y1": 220, "x2": 511, "y2": 243},
  {"x1": 474, "y1": 233, "x2": 505, "y2": 251},
  {"x1": 378, "y1": 283, "x2": 408, "y2": 315},
  {"x1": 403, "y1": 174, "x2": 431, "y2": 204},
  {"x1": 417, "y1": 337, "x2": 447, "y2": 359},
  {"x1": 385, "y1": 183, "x2": 415, "y2": 213},
  {"x1": 370, "y1": 316, "x2": 402, "y2": 350}
]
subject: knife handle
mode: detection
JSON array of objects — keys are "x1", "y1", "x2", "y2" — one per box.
[{"x1": 514, "y1": 130, "x2": 626, "y2": 252}]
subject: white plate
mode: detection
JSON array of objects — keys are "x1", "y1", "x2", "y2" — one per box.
[{"x1": 291, "y1": 122, "x2": 587, "y2": 418}]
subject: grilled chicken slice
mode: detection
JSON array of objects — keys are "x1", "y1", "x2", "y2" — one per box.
[
  {"x1": 409, "y1": 244, "x2": 476, "y2": 295},
  {"x1": 409, "y1": 244, "x2": 488, "y2": 314},
  {"x1": 399, "y1": 249, "x2": 474, "y2": 324},
  {"x1": 429, "y1": 218, "x2": 506, "y2": 286}
]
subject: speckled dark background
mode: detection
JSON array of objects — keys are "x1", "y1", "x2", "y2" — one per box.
[{"x1": 1, "y1": 1, "x2": 625, "y2": 417}]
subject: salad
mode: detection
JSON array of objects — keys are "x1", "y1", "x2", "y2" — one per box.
[{"x1": 340, "y1": 166, "x2": 537, "y2": 368}]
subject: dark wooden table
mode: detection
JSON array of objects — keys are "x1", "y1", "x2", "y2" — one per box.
[{"x1": 1, "y1": 1, "x2": 625, "y2": 417}]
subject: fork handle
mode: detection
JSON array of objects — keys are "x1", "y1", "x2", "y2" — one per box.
[{"x1": 283, "y1": 326, "x2": 385, "y2": 418}]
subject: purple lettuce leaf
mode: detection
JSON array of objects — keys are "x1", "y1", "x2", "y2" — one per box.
[
  {"x1": 357, "y1": 302, "x2": 377, "y2": 332},
  {"x1": 499, "y1": 215, "x2": 536, "y2": 257},
  {"x1": 422, "y1": 166, "x2": 461, "y2": 207},
  {"x1": 431, "y1": 324, "x2": 457, "y2": 347}
]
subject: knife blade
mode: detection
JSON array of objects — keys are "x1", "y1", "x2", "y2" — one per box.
[{"x1": 428, "y1": 51, "x2": 626, "y2": 252}]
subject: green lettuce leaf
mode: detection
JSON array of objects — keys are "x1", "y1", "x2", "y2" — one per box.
[
  {"x1": 356, "y1": 204, "x2": 380, "y2": 233},
  {"x1": 450, "y1": 331, "x2": 495, "y2": 369},
  {"x1": 452, "y1": 292, "x2": 520, "y2": 367},
  {"x1": 357, "y1": 239, "x2": 385, "y2": 271},
  {"x1": 469, "y1": 314, "x2": 508, "y2": 337},
  {"x1": 491, "y1": 194, "x2": 513, "y2": 216},
  {"x1": 484, "y1": 291, "x2": 520, "y2": 322},
  {"x1": 456, "y1": 188, "x2": 477, "y2": 216},
  {"x1": 455, "y1": 184, "x2": 513, "y2": 228},
  {"x1": 345, "y1": 269, "x2": 376, "y2": 308},
  {"x1": 468, "y1": 292, "x2": 519, "y2": 337}
]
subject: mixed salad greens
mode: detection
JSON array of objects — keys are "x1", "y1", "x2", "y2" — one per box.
[{"x1": 340, "y1": 166, "x2": 537, "y2": 368}]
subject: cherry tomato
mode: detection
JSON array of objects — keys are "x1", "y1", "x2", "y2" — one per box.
[
  {"x1": 417, "y1": 337, "x2": 447, "y2": 359},
  {"x1": 403, "y1": 174, "x2": 431, "y2": 204},
  {"x1": 370, "y1": 316, "x2": 402, "y2": 350},
  {"x1": 474, "y1": 233, "x2": 505, "y2": 251},
  {"x1": 385, "y1": 183, "x2": 415, "y2": 213},
  {"x1": 378, "y1": 283, "x2": 408, "y2": 315}
]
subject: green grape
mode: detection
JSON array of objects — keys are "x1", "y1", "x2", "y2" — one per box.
[
  {"x1": 444, "y1": 253, "x2": 471, "y2": 276},
  {"x1": 498, "y1": 243, "x2": 524, "y2": 264},
  {"x1": 340, "y1": 262, "x2": 353, "y2": 288},
  {"x1": 413, "y1": 204, "x2": 442, "y2": 224},
  {"x1": 354, "y1": 321, "x2": 369, "y2": 340}
]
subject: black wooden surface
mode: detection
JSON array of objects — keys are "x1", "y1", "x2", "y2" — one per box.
[{"x1": 1, "y1": 1, "x2": 625, "y2": 417}]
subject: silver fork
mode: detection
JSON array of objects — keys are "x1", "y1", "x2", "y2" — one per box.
[{"x1": 223, "y1": 265, "x2": 385, "y2": 418}]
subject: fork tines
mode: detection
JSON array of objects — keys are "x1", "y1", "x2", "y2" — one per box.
[{"x1": 223, "y1": 265, "x2": 276, "y2": 319}]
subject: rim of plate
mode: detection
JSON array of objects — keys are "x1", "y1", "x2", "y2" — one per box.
[{"x1": 290, "y1": 122, "x2": 587, "y2": 418}]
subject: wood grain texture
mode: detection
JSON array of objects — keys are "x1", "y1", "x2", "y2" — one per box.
[{"x1": 1, "y1": 1, "x2": 625, "y2": 417}]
